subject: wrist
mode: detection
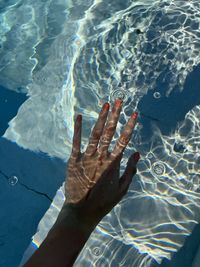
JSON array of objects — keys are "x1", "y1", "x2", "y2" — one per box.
[
  {"x1": 49, "y1": 202, "x2": 97, "y2": 239},
  {"x1": 25, "y1": 202, "x2": 96, "y2": 267}
]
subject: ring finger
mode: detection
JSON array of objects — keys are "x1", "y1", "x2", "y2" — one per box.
[{"x1": 111, "y1": 112, "x2": 138, "y2": 158}]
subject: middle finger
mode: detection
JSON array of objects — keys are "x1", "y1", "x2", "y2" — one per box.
[
  {"x1": 98, "y1": 98, "x2": 123, "y2": 156},
  {"x1": 85, "y1": 102, "x2": 110, "y2": 156}
]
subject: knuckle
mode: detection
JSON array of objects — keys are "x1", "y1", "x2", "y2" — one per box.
[
  {"x1": 107, "y1": 123, "x2": 116, "y2": 132},
  {"x1": 120, "y1": 134, "x2": 129, "y2": 145},
  {"x1": 92, "y1": 129, "x2": 102, "y2": 139}
]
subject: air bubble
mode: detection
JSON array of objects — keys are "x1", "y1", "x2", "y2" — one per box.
[
  {"x1": 110, "y1": 89, "x2": 129, "y2": 103},
  {"x1": 152, "y1": 162, "x2": 165, "y2": 176},
  {"x1": 8, "y1": 176, "x2": 18, "y2": 186},
  {"x1": 92, "y1": 247, "x2": 102, "y2": 256},
  {"x1": 153, "y1": 92, "x2": 161, "y2": 99}
]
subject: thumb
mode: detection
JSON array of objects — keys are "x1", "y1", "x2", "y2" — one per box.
[{"x1": 118, "y1": 152, "x2": 140, "y2": 196}]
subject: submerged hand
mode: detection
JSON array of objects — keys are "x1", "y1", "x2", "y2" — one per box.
[
  {"x1": 65, "y1": 98, "x2": 140, "y2": 225},
  {"x1": 24, "y1": 99, "x2": 140, "y2": 267}
]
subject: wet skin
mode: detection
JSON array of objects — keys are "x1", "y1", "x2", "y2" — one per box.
[
  {"x1": 65, "y1": 98, "x2": 140, "y2": 225},
  {"x1": 24, "y1": 98, "x2": 140, "y2": 267}
]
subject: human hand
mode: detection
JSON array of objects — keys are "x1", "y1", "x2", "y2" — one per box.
[{"x1": 64, "y1": 98, "x2": 140, "y2": 226}]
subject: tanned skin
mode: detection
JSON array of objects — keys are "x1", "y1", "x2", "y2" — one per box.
[{"x1": 24, "y1": 98, "x2": 140, "y2": 267}]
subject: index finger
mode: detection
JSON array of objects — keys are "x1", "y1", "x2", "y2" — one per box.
[
  {"x1": 70, "y1": 114, "x2": 82, "y2": 161},
  {"x1": 111, "y1": 112, "x2": 138, "y2": 158}
]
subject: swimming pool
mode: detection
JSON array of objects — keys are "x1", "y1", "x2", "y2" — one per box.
[{"x1": 1, "y1": 0, "x2": 200, "y2": 266}]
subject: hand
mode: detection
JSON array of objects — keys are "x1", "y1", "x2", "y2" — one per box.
[{"x1": 64, "y1": 98, "x2": 140, "y2": 226}]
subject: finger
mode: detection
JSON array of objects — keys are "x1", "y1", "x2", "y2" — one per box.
[
  {"x1": 111, "y1": 112, "x2": 138, "y2": 158},
  {"x1": 98, "y1": 98, "x2": 123, "y2": 156},
  {"x1": 85, "y1": 102, "x2": 110, "y2": 156},
  {"x1": 118, "y1": 152, "x2": 140, "y2": 196},
  {"x1": 99, "y1": 152, "x2": 123, "y2": 178},
  {"x1": 87, "y1": 152, "x2": 124, "y2": 201},
  {"x1": 108, "y1": 152, "x2": 123, "y2": 172},
  {"x1": 71, "y1": 114, "x2": 82, "y2": 160}
]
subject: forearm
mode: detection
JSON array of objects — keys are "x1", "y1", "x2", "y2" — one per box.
[{"x1": 24, "y1": 203, "x2": 97, "y2": 267}]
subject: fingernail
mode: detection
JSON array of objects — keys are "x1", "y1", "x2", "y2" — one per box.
[
  {"x1": 103, "y1": 102, "x2": 110, "y2": 111},
  {"x1": 131, "y1": 112, "x2": 138, "y2": 120},
  {"x1": 133, "y1": 152, "x2": 140, "y2": 163},
  {"x1": 115, "y1": 98, "x2": 123, "y2": 107}
]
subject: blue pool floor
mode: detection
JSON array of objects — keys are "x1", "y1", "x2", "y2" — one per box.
[
  {"x1": 1, "y1": 63, "x2": 200, "y2": 266},
  {"x1": 0, "y1": 137, "x2": 66, "y2": 267},
  {"x1": 0, "y1": 86, "x2": 27, "y2": 137},
  {"x1": 1, "y1": 137, "x2": 200, "y2": 267}
]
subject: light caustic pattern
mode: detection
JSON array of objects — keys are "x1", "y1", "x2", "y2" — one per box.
[
  {"x1": 1, "y1": 0, "x2": 200, "y2": 266},
  {"x1": 70, "y1": 1, "x2": 200, "y2": 266}
]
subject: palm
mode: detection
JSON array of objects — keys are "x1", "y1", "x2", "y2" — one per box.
[{"x1": 66, "y1": 151, "x2": 120, "y2": 203}]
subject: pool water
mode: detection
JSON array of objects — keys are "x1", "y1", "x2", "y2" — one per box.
[
  {"x1": 0, "y1": 85, "x2": 27, "y2": 136},
  {"x1": 0, "y1": 0, "x2": 200, "y2": 266}
]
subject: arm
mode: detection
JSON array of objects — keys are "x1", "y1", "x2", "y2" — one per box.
[
  {"x1": 24, "y1": 203, "x2": 96, "y2": 267},
  {"x1": 24, "y1": 98, "x2": 140, "y2": 267}
]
